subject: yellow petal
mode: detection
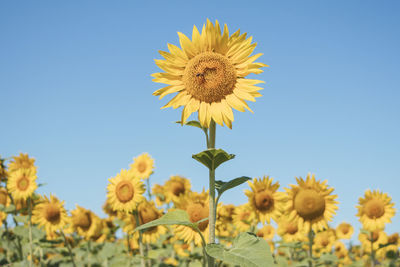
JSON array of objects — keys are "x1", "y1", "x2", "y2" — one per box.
[
  {"x1": 226, "y1": 94, "x2": 245, "y2": 112},
  {"x1": 178, "y1": 32, "x2": 197, "y2": 58},
  {"x1": 181, "y1": 98, "x2": 200, "y2": 123},
  {"x1": 210, "y1": 102, "x2": 224, "y2": 126}
]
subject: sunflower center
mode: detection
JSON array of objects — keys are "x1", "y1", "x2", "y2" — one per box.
[
  {"x1": 171, "y1": 181, "x2": 185, "y2": 196},
  {"x1": 45, "y1": 204, "x2": 61, "y2": 223},
  {"x1": 364, "y1": 199, "x2": 385, "y2": 219},
  {"x1": 187, "y1": 203, "x2": 209, "y2": 231},
  {"x1": 256, "y1": 231, "x2": 264, "y2": 238},
  {"x1": 239, "y1": 211, "x2": 250, "y2": 221},
  {"x1": 0, "y1": 190, "x2": 7, "y2": 205},
  {"x1": 254, "y1": 191, "x2": 274, "y2": 211},
  {"x1": 73, "y1": 212, "x2": 92, "y2": 230},
  {"x1": 339, "y1": 224, "x2": 350, "y2": 234},
  {"x1": 294, "y1": 189, "x2": 325, "y2": 221},
  {"x1": 137, "y1": 162, "x2": 147, "y2": 173},
  {"x1": 17, "y1": 175, "x2": 30, "y2": 191},
  {"x1": 183, "y1": 52, "x2": 236, "y2": 103},
  {"x1": 116, "y1": 181, "x2": 134, "y2": 203},
  {"x1": 370, "y1": 231, "x2": 380, "y2": 242},
  {"x1": 286, "y1": 223, "x2": 298, "y2": 235},
  {"x1": 139, "y1": 207, "x2": 159, "y2": 224},
  {"x1": 320, "y1": 236, "x2": 330, "y2": 247}
]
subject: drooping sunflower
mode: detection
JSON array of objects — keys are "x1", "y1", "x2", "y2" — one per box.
[
  {"x1": 232, "y1": 203, "x2": 256, "y2": 232},
  {"x1": 164, "y1": 175, "x2": 191, "y2": 203},
  {"x1": 245, "y1": 176, "x2": 285, "y2": 224},
  {"x1": 284, "y1": 173, "x2": 339, "y2": 233},
  {"x1": 102, "y1": 200, "x2": 118, "y2": 219},
  {"x1": 129, "y1": 153, "x2": 154, "y2": 180},
  {"x1": 138, "y1": 200, "x2": 167, "y2": 244},
  {"x1": 277, "y1": 214, "x2": 307, "y2": 242},
  {"x1": 174, "y1": 191, "x2": 209, "y2": 246},
  {"x1": 8, "y1": 153, "x2": 37, "y2": 173},
  {"x1": 152, "y1": 19, "x2": 267, "y2": 128},
  {"x1": 70, "y1": 205, "x2": 102, "y2": 240},
  {"x1": 7, "y1": 168, "x2": 37, "y2": 200},
  {"x1": 356, "y1": 189, "x2": 395, "y2": 231},
  {"x1": 335, "y1": 222, "x2": 354, "y2": 240},
  {"x1": 107, "y1": 169, "x2": 145, "y2": 212},
  {"x1": 256, "y1": 224, "x2": 275, "y2": 241},
  {"x1": 32, "y1": 195, "x2": 69, "y2": 239}
]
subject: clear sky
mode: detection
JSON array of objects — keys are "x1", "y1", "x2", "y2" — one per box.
[{"x1": 1, "y1": 1, "x2": 399, "y2": 237}]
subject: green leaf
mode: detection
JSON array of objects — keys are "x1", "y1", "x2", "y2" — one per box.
[
  {"x1": 134, "y1": 210, "x2": 199, "y2": 232},
  {"x1": 4, "y1": 204, "x2": 16, "y2": 213},
  {"x1": 176, "y1": 120, "x2": 204, "y2": 130},
  {"x1": 215, "y1": 176, "x2": 251, "y2": 198},
  {"x1": 192, "y1": 148, "x2": 235, "y2": 171},
  {"x1": 205, "y1": 232, "x2": 276, "y2": 267},
  {"x1": 14, "y1": 215, "x2": 28, "y2": 224}
]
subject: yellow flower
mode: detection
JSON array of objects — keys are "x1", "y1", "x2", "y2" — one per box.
[
  {"x1": 277, "y1": 214, "x2": 307, "y2": 242},
  {"x1": 130, "y1": 153, "x2": 154, "y2": 180},
  {"x1": 256, "y1": 224, "x2": 275, "y2": 241},
  {"x1": 333, "y1": 241, "x2": 348, "y2": 259},
  {"x1": 356, "y1": 189, "x2": 395, "y2": 231},
  {"x1": 232, "y1": 203, "x2": 256, "y2": 232},
  {"x1": 0, "y1": 157, "x2": 7, "y2": 181},
  {"x1": 164, "y1": 175, "x2": 191, "y2": 203},
  {"x1": 102, "y1": 200, "x2": 118, "y2": 219},
  {"x1": 284, "y1": 173, "x2": 338, "y2": 232},
  {"x1": 358, "y1": 229, "x2": 388, "y2": 252},
  {"x1": 32, "y1": 195, "x2": 69, "y2": 239},
  {"x1": 152, "y1": 19, "x2": 267, "y2": 128},
  {"x1": 0, "y1": 187, "x2": 10, "y2": 207},
  {"x1": 174, "y1": 191, "x2": 209, "y2": 246},
  {"x1": 70, "y1": 205, "x2": 102, "y2": 240},
  {"x1": 137, "y1": 200, "x2": 167, "y2": 244},
  {"x1": 107, "y1": 169, "x2": 145, "y2": 212},
  {"x1": 245, "y1": 176, "x2": 285, "y2": 224},
  {"x1": 313, "y1": 229, "x2": 336, "y2": 254},
  {"x1": 335, "y1": 222, "x2": 353, "y2": 240},
  {"x1": 8, "y1": 153, "x2": 37, "y2": 173},
  {"x1": 173, "y1": 242, "x2": 192, "y2": 258},
  {"x1": 152, "y1": 184, "x2": 166, "y2": 207},
  {"x1": 7, "y1": 168, "x2": 37, "y2": 200}
]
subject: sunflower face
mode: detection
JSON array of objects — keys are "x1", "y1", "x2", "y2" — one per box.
[
  {"x1": 153, "y1": 19, "x2": 267, "y2": 128},
  {"x1": 32, "y1": 195, "x2": 68, "y2": 239},
  {"x1": 284, "y1": 174, "x2": 338, "y2": 232},
  {"x1": 107, "y1": 169, "x2": 145, "y2": 212},
  {"x1": 8, "y1": 153, "x2": 36, "y2": 173},
  {"x1": 356, "y1": 190, "x2": 395, "y2": 231},
  {"x1": 336, "y1": 222, "x2": 354, "y2": 239},
  {"x1": 138, "y1": 201, "x2": 166, "y2": 244},
  {"x1": 232, "y1": 203, "x2": 256, "y2": 232},
  {"x1": 277, "y1": 215, "x2": 307, "y2": 242},
  {"x1": 245, "y1": 176, "x2": 284, "y2": 224},
  {"x1": 256, "y1": 224, "x2": 275, "y2": 241},
  {"x1": 7, "y1": 169, "x2": 37, "y2": 200},
  {"x1": 130, "y1": 153, "x2": 154, "y2": 180},
  {"x1": 164, "y1": 176, "x2": 191, "y2": 203}
]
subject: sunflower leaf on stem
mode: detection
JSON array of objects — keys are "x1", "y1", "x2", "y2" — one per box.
[
  {"x1": 134, "y1": 210, "x2": 200, "y2": 232},
  {"x1": 215, "y1": 176, "x2": 251, "y2": 203},
  {"x1": 192, "y1": 149, "x2": 235, "y2": 171}
]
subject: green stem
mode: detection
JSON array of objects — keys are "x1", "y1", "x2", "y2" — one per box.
[
  {"x1": 208, "y1": 120, "x2": 216, "y2": 267},
  {"x1": 28, "y1": 197, "x2": 33, "y2": 267},
  {"x1": 134, "y1": 211, "x2": 147, "y2": 267},
  {"x1": 308, "y1": 230, "x2": 314, "y2": 267},
  {"x1": 8, "y1": 194, "x2": 23, "y2": 260},
  {"x1": 146, "y1": 178, "x2": 152, "y2": 200},
  {"x1": 197, "y1": 229, "x2": 208, "y2": 267},
  {"x1": 370, "y1": 232, "x2": 375, "y2": 267},
  {"x1": 61, "y1": 230, "x2": 76, "y2": 267}
]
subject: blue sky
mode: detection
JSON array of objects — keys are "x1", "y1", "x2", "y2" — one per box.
[{"x1": 1, "y1": 0, "x2": 399, "y2": 237}]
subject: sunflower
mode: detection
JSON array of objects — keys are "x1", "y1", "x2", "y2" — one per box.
[
  {"x1": 335, "y1": 222, "x2": 353, "y2": 240},
  {"x1": 313, "y1": 229, "x2": 336, "y2": 254},
  {"x1": 107, "y1": 169, "x2": 145, "y2": 212},
  {"x1": 358, "y1": 229, "x2": 388, "y2": 253},
  {"x1": 164, "y1": 175, "x2": 191, "y2": 203},
  {"x1": 245, "y1": 176, "x2": 285, "y2": 224},
  {"x1": 152, "y1": 184, "x2": 166, "y2": 207},
  {"x1": 32, "y1": 195, "x2": 69, "y2": 239},
  {"x1": 102, "y1": 200, "x2": 118, "y2": 219},
  {"x1": 174, "y1": 191, "x2": 209, "y2": 246},
  {"x1": 256, "y1": 224, "x2": 275, "y2": 241},
  {"x1": 356, "y1": 189, "x2": 395, "y2": 231},
  {"x1": 70, "y1": 205, "x2": 102, "y2": 240},
  {"x1": 137, "y1": 200, "x2": 167, "y2": 244},
  {"x1": 0, "y1": 187, "x2": 10, "y2": 207},
  {"x1": 284, "y1": 173, "x2": 338, "y2": 233},
  {"x1": 277, "y1": 214, "x2": 307, "y2": 242},
  {"x1": 152, "y1": 19, "x2": 267, "y2": 128},
  {"x1": 8, "y1": 153, "x2": 37, "y2": 173},
  {"x1": 333, "y1": 241, "x2": 348, "y2": 259},
  {"x1": 129, "y1": 153, "x2": 154, "y2": 180},
  {"x1": 0, "y1": 157, "x2": 7, "y2": 181},
  {"x1": 232, "y1": 203, "x2": 256, "y2": 232},
  {"x1": 7, "y1": 168, "x2": 37, "y2": 200},
  {"x1": 173, "y1": 241, "x2": 192, "y2": 258}
]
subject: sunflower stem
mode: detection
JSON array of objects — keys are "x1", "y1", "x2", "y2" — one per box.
[
  {"x1": 370, "y1": 232, "x2": 375, "y2": 267},
  {"x1": 208, "y1": 120, "x2": 216, "y2": 267},
  {"x1": 134, "y1": 210, "x2": 147, "y2": 267},
  {"x1": 61, "y1": 230, "x2": 76, "y2": 267},
  {"x1": 28, "y1": 197, "x2": 33, "y2": 267},
  {"x1": 308, "y1": 230, "x2": 314, "y2": 267},
  {"x1": 146, "y1": 178, "x2": 152, "y2": 200}
]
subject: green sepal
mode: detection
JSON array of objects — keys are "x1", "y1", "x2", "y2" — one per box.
[
  {"x1": 192, "y1": 148, "x2": 235, "y2": 171},
  {"x1": 205, "y1": 232, "x2": 276, "y2": 267}
]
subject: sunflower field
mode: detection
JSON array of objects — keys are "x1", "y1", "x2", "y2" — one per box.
[{"x1": 1, "y1": 19, "x2": 399, "y2": 267}]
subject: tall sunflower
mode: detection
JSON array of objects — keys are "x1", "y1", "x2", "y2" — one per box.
[
  {"x1": 245, "y1": 176, "x2": 285, "y2": 224},
  {"x1": 129, "y1": 153, "x2": 154, "y2": 180},
  {"x1": 107, "y1": 169, "x2": 145, "y2": 212},
  {"x1": 7, "y1": 168, "x2": 37, "y2": 200},
  {"x1": 152, "y1": 19, "x2": 267, "y2": 128},
  {"x1": 356, "y1": 189, "x2": 395, "y2": 231},
  {"x1": 32, "y1": 195, "x2": 69, "y2": 239},
  {"x1": 284, "y1": 173, "x2": 338, "y2": 233},
  {"x1": 174, "y1": 191, "x2": 209, "y2": 246},
  {"x1": 8, "y1": 153, "x2": 37, "y2": 173}
]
